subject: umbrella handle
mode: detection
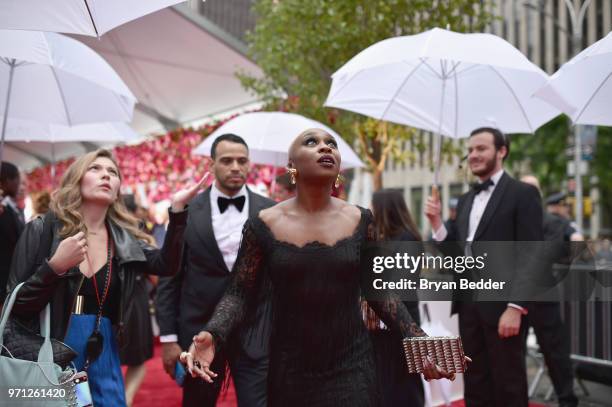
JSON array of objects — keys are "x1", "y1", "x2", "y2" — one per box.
[{"x1": 431, "y1": 185, "x2": 440, "y2": 202}]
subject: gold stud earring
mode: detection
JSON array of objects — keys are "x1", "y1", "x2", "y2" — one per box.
[
  {"x1": 334, "y1": 174, "x2": 344, "y2": 189},
  {"x1": 287, "y1": 167, "x2": 297, "y2": 185}
]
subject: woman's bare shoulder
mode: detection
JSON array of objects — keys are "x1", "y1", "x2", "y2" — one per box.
[
  {"x1": 334, "y1": 198, "x2": 363, "y2": 223},
  {"x1": 258, "y1": 199, "x2": 294, "y2": 226}
]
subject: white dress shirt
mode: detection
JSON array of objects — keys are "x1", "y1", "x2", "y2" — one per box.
[
  {"x1": 467, "y1": 169, "x2": 504, "y2": 241},
  {"x1": 2, "y1": 195, "x2": 24, "y2": 223},
  {"x1": 210, "y1": 183, "x2": 249, "y2": 272}
]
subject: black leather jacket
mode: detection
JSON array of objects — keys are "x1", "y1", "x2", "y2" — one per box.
[{"x1": 6, "y1": 210, "x2": 187, "y2": 342}]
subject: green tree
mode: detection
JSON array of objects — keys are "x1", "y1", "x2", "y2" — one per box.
[
  {"x1": 508, "y1": 117, "x2": 612, "y2": 234},
  {"x1": 507, "y1": 115, "x2": 570, "y2": 198},
  {"x1": 593, "y1": 125, "x2": 612, "y2": 235},
  {"x1": 239, "y1": 0, "x2": 495, "y2": 190}
]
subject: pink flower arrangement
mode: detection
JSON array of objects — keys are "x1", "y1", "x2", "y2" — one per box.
[{"x1": 25, "y1": 113, "x2": 297, "y2": 205}]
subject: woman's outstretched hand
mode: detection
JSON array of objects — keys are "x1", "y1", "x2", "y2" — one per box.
[
  {"x1": 171, "y1": 173, "x2": 210, "y2": 212},
  {"x1": 180, "y1": 331, "x2": 218, "y2": 383},
  {"x1": 422, "y1": 355, "x2": 472, "y2": 381}
]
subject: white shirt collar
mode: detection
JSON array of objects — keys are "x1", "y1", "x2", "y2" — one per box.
[
  {"x1": 2, "y1": 195, "x2": 19, "y2": 211},
  {"x1": 479, "y1": 168, "x2": 504, "y2": 186},
  {"x1": 210, "y1": 183, "x2": 247, "y2": 200}
]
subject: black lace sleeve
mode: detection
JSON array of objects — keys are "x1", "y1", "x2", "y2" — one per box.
[
  {"x1": 363, "y1": 209, "x2": 427, "y2": 338},
  {"x1": 203, "y1": 219, "x2": 264, "y2": 346}
]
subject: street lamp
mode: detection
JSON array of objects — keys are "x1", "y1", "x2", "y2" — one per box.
[
  {"x1": 524, "y1": 0, "x2": 593, "y2": 233},
  {"x1": 563, "y1": 0, "x2": 593, "y2": 235}
]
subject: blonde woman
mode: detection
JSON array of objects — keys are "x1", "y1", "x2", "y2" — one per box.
[{"x1": 7, "y1": 149, "x2": 206, "y2": 406}]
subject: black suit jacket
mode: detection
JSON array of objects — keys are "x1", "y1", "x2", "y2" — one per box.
[
  {"x1": 444, "y1": 172, "x2": 543, "y2": 323},
  {"x1": 0, "y1": 204, "x2": 25, "y2": 302},
  {"x1": 156, "y1": 187, "x2": 275, "y2": 358}
]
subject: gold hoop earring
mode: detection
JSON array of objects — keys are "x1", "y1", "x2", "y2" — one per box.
[
  {"x1": 334, "y1": 174, "x2": 344, "y2": 189},
  {"x1": 287, "y1": 167, "x2": 297, "y2": 185}
]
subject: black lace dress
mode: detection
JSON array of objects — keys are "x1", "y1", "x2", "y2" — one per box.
[{"x1": 205, "y1": 207, "x2": 425, "y2": 407}]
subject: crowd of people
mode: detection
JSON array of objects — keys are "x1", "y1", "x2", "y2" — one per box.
[{"x1": 0, "y1": 125, "x2": 608, "y2": 407}]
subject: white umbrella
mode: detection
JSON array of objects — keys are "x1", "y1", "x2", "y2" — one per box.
[
  {"x1": 4, "y1": 121, "x2": 142, "y2": 176},
  {"x1": 0, "y1": 29, "x2": 136, "y2": 161},
  {"x1": 0, "y1": 0, "x2": 185, "y2": 37},
  {"x1": 534, "y1": 31, "x2": 612, "y2": 126},
  {"x1": 5, "y1": 120, "x2": 141, "y2": 176},
  {"x1": 193, "y1": 112, "x2": 364, "y2": 170},
  {"x1": 325, "y1": 28, "x2": 560, "y2": 186},
  {"x1": 2, "y1": 120, "x2": 141, "y2": 143}
]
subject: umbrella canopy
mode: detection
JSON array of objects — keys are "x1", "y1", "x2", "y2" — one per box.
[
  {"x1": 74, "y1": 4, "x2": 264, "y2": 136},
  {"x1": 193, "y1": 112, "x2": 364, "y2": 170},
  {"x1": 2, "y1": 120, "x2": 141, "y2": 143},
  {"x1": 325, "y1": 28, "x2": 559, "y2": 139},
  {"x1": 0, "y1": 29, "x2": 136, "y2": 161},
  {"x1": 3, "y1": 122, "x2": 142, "y2": 172},
  {"x1": 0, "y1": 0, "x2": 185, "y2": 37},
  {"x1": 535, "y1": 31, "x2": 612, "y2": 126}
]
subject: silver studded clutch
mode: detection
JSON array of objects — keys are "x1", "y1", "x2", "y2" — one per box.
[{"x1": 402, "y1": 336, "x2": 467, "y2": 374}]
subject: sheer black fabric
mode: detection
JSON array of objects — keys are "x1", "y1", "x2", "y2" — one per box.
[{"x1": 205, "y1": 207, "x2": 425, "y2": 407}]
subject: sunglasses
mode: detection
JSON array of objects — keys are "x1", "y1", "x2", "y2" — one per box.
[{"x1": 86, "y1": 330, "x2": 104, "y2": 363}]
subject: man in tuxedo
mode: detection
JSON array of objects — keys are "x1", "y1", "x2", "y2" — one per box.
[
  {"x1": 1, "y1": 161, "x2": 25, "y2": 304},
  {"x1": 520, "y1": 177, "x2": 579, "y2": 407},
  {"x1": 156, "y1": 134, "x2": 274, "y2": 407},
  {"x1": 426, "y1": 127, "x2": 543, "y2": 407}
]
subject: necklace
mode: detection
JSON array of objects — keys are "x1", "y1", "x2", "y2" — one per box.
[
  {"x1": 91, "y1": 234, "x2": 113, "y2": 308},
  {"x1": 85, "y1": 224, "x2": 113, "y2": 368}
]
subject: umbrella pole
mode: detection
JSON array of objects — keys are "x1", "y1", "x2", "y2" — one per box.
[
  {"x1": 83, "y1": 0, "x2": 101, "y2": 38},
  {"x1": 432, "y1": 134, "x2": 441, "y2": 201},
  {"x1": 432, "y1": 72, "x2": 448, "y2": 202},
  {"x1": 51, "y1": 143, "x2": 56, "y2": 182},
  {"x1": 0, "y1": 58, "x2": 16, "y2": 164},
  {"x1": 271, "y1": 155, "x2": 279, "y2": 199}
]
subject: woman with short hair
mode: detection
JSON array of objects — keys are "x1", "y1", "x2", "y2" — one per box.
[{"x1": 181, "y1": 129, "x2": 460, "y2": 406}]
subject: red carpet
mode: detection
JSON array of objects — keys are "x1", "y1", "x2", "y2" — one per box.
[
  {"x1": 131, "y1": 344, "x2": 547, "y2": 407},
  {"x1": 450, "y1": 403, "x2": 546, "y2": 407},
  {"x1": 131, "y1": 344, "x2": 236, "y2": 407}
]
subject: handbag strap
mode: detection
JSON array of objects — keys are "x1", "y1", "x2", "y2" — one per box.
[
  {"x1": 1, "y1": 212, "x2": 57, "y2": 362},
  {"x1": 0, "y1": 283, "x2": 54, "y2": 365},
  {"x1": 0, "y1": 282, "x2": 26, "y2": 347},
  {"x1": 37, "y1": 303, "x2": 54, "y2": 364}
]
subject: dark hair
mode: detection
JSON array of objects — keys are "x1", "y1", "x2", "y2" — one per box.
[
  {"x1": 372, "y1": 189, "x2": 422, "y2": 241},
  {"x1": 210, "y1": 133, "x2": 248, "y2": 159},
  {"x1": 469, "y1": 127, "x2": 510, "y2": 160},
  {"x1": 0, "y1": 161, "x2": 19, "y2": 183},
  {"x1": 275, "y1": 173, "x2": 296, "y2": 192},
  {"x1": 122, "y1": 194, "x2": 138, "y2": 214}
]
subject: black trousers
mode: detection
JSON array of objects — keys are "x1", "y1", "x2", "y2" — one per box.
[
  {"x1": 459, "y1": 303, "x2": 528, "y2": 407},
  {"x1": 527, "y1": 302, "x2": 577, "y2": 407},
  {"x1": 182, "y1": 346, "x2": 268, "y2": 407}
]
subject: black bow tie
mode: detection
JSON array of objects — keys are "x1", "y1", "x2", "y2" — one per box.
[
  {"x1": 217, "y1": 196, "x2": 246, "y2": 213},
  {"x1": 472, "y1": 179, "x2": 494, "y2": 194}
]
